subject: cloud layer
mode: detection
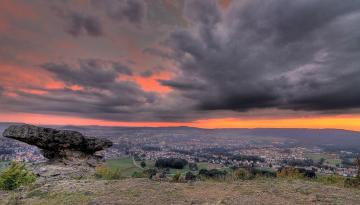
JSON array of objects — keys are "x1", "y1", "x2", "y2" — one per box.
[
  {"x1": 1, "y1": 0, "x2": 360, "y2": 123},
  {"x1": 161, "y1": 0, "x2": 360, "y2": 113}
]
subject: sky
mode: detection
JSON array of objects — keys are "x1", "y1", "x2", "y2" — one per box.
[{"x1": 1, "y1": 0, "x2": 360, "y2": 130}]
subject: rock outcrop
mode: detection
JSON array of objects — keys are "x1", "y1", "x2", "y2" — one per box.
[{"x1": 2, "y1": 124, "x2": 113, "y2": 180}]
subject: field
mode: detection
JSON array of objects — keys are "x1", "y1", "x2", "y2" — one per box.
[
  {"x1": 306, "y1": 153, "x2": 342, "y2": 167},
  {"x1": 105, "y1": 157, "x2": 143, "y2": 177},
  {"x1": 105, "y1": 157, "x2": 216, "y2": 177},
  {"x1": 3, "y1": 178, "x2": 360, "y2": 205}
]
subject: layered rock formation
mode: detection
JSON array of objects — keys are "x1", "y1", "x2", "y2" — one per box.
[{"x1": 2, "y1": 124, "x2": 113, "y2": 180}]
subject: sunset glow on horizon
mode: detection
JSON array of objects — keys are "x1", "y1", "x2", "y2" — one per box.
[{"x1": 1, "y1": 113, "x2": 360, "y2": 131}]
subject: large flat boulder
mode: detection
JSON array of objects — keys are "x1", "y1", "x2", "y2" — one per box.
[
  {"x1": 2, "y1": 124, "x2": 113, "y2": 167},
  {"x1": 3, "y1": 124, "x2": 112, "y2": 153}
]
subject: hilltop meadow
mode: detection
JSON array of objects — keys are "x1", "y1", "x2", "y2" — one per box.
[{"x1": 1, "y1": 156, "x2": 360, "y2": 205}]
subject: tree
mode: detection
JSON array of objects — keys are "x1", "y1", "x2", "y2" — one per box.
[
  {"x1": 155, "y1": 158, "x2": 188, "y2": 169},
  {"x1": 140, "y1": 161, "x2": 146, "y2": 168},
  {"x1": 198, "y1": 169, "x2": 227, "y2": 179}
]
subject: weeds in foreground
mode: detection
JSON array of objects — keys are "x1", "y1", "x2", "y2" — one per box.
[
  {"x1": 172, "y1": 172, "x2": 181, "y2": 182},
  {"x1": 95, "y1": 165, "x2": 122, "y2": 180},
  {"x1": 0, "y1": 161, "x2": 36, "y2": 191}
]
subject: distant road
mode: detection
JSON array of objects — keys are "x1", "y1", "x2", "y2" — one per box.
[{"x1": 132, "y1": 156, "x2": 144, "y2": 169}]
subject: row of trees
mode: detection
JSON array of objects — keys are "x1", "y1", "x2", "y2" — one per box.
[{"x1": 155, "y1": 158, "x2": 188, "y2": 169}]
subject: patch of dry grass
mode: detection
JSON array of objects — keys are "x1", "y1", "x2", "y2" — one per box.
[{"x1": 4, "y1": 178, "x2": 360, "y2": 205}]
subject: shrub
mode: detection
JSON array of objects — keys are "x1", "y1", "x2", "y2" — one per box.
[
  {"x1": 172, "y1": 172, "x2": 181, "y2": 182},
  {"x1": 316, "y1": 175, "x2": 345, "y2": 186},
  {"x1": 140, "y1": 161, "x2": 146, "y2": 168},
  {"x1": 185, "y1": 171, "x2": 196, "y2": 181},
  {"x1": 277, "y1": 167, "x2": 303, "y2": 179},
  {"x1": 233, "y1": 168, "x2": 254, "y2": 180},
  {"x1": 95, "y1": 165, "x2": 122, "y2": 180},
  {"x1": 251, "y1": 168, "x2": 277, "y2": 178},
  {"x1": 0, "y1": 161, "x2": 36, "y2": 190},
  {"x1": 189, "y1": 163, "x2": 198, "y2": 171},
  {"x1": 143, "y1": 168, "x2": 157, "y2": 179},
  {"x1": 131, "y1": 171, "x2": 145, "y2": 178},
  {"x1": 344, "y1": 177, "x2": 360, "y2": 188},
  {"x1": 198, "y1": 169, "x2": 227, "y2": 179}
]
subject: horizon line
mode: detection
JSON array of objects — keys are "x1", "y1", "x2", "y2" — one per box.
[{"x1": 0, "y1": 121, "x2": 359, "y2": 132}]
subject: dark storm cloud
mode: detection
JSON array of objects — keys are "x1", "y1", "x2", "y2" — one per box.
[
  {"x1": 161, "y1": 0, "x2": 360, "y2": 113},
  {"x1": 0, "y1": 58, "x2": 160, "y2": 121},
  {"x1": 42, "y1": 59, "x2": 132, "y2": 89},
  {"x1": 142, "y1": 47, "x2": 172, "y2": 59},
  {"x1": 92, "y1": 0, "x2": 145, "y2": 24},
  {"x1": 0, "y1": 86, "x2": 3, "y2": 97},
  {"x1": 140, "y1": 66, "x2": 166, "y2": 78},
  {"x1": 140, "y1": 70, "x2": 153, "y2": 78},
  {"x1": 0, "y1": 84, "x2": 158, "y2": 121},
  {"x1": 159, "y1": 79, "x2": 206, "y2": 91},
  {"x1": 66, "y1": 13, "x2": 103, "y2": 37}
]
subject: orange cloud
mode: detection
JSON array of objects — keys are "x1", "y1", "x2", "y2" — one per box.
[
  {"x1": 45, "y1": 81, "x2": 65, "y2": 90},
  {"x1": 19, "y1": 89, "x2": 47, "y2": 95},
  {"x1": 218, "y1": 0, "x2": 232, "y2": 9},
  {"x1": 133, "y1": 72, "x2": 172, "y2": 93},
  {"x1": 0, "y1": 64, "x2": 61, "y2": 92}
]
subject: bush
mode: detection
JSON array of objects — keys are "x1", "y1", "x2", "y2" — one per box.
[
  {"x1": 95, "y1": 165, "x2": 122, "y2": 180},
  {"x1": 344, "y1": 177, "x2": 360, "y2": 188},
  {"x1": 143, "y1": 168, "x2": 157, "y2": 179},
  {"x1": 189, "y1": 163, "x2": 198, "y2": 171},
  {"x1": 277, "y1": 167, "x2": 316, "y2": 179},
  {"x1": 131, "y1": 171, "x2": 145, "y2": 178},
  {"x1": 198, "y1": 169, "x2": 227, "y2": 179},
  {"x1": 185, "y1": 171, "x2": 196, "y2": 181},
  {"x1": 0, "y1": 161, "x2": 36, "y2": 190},
  {"x1": 316, "y1": 175, "x2": 346, "y2": 186},
  {"x1": 233, "y1": 168, "x2": 254, "y2": 180},
  {"x1": 140, "y1": 161, "x2": 146, "y2": 168},
  {"x1": 172, "y1": 172, "x2": 181, "y2": 182},
  {"x1": 277, "y1": 167, "x2": 303, "y2": 179},
  {"x1": 251, "y1": 168, "x2": 277, "y2": 178}
]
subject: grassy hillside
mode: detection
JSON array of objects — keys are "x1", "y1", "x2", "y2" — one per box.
[
  {"x1": 2, "y1": 158, "x2": 359, "y2": 204},
  {"x1": 2, "y1": 178, "x2": 360, "y2": 205}
]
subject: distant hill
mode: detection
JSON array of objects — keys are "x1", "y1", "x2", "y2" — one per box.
[{"x1": 1, "y1": 122, "x2": 360, "y2": 151}]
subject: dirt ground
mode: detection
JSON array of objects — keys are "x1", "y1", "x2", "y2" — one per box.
[{"x1": 2, "y1": 178, "x2": 360, "y2": 205}]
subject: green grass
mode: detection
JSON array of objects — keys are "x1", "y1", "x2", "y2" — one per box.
[
  {"x1": 168, "y1": 165, "x2": 190, "y2": 175},
  {"x1": 197, "y1": 162, "x2": 209, "y2": 170},
  {"x1": 325, "y1": 158, "x2": 341, "y2": 166},
  {"x1": 306, "y1": 153, "x2": 341, "y2": 167},
  {"x1": 106, "y1": 157, "x2": 142, "y2": 177}
]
